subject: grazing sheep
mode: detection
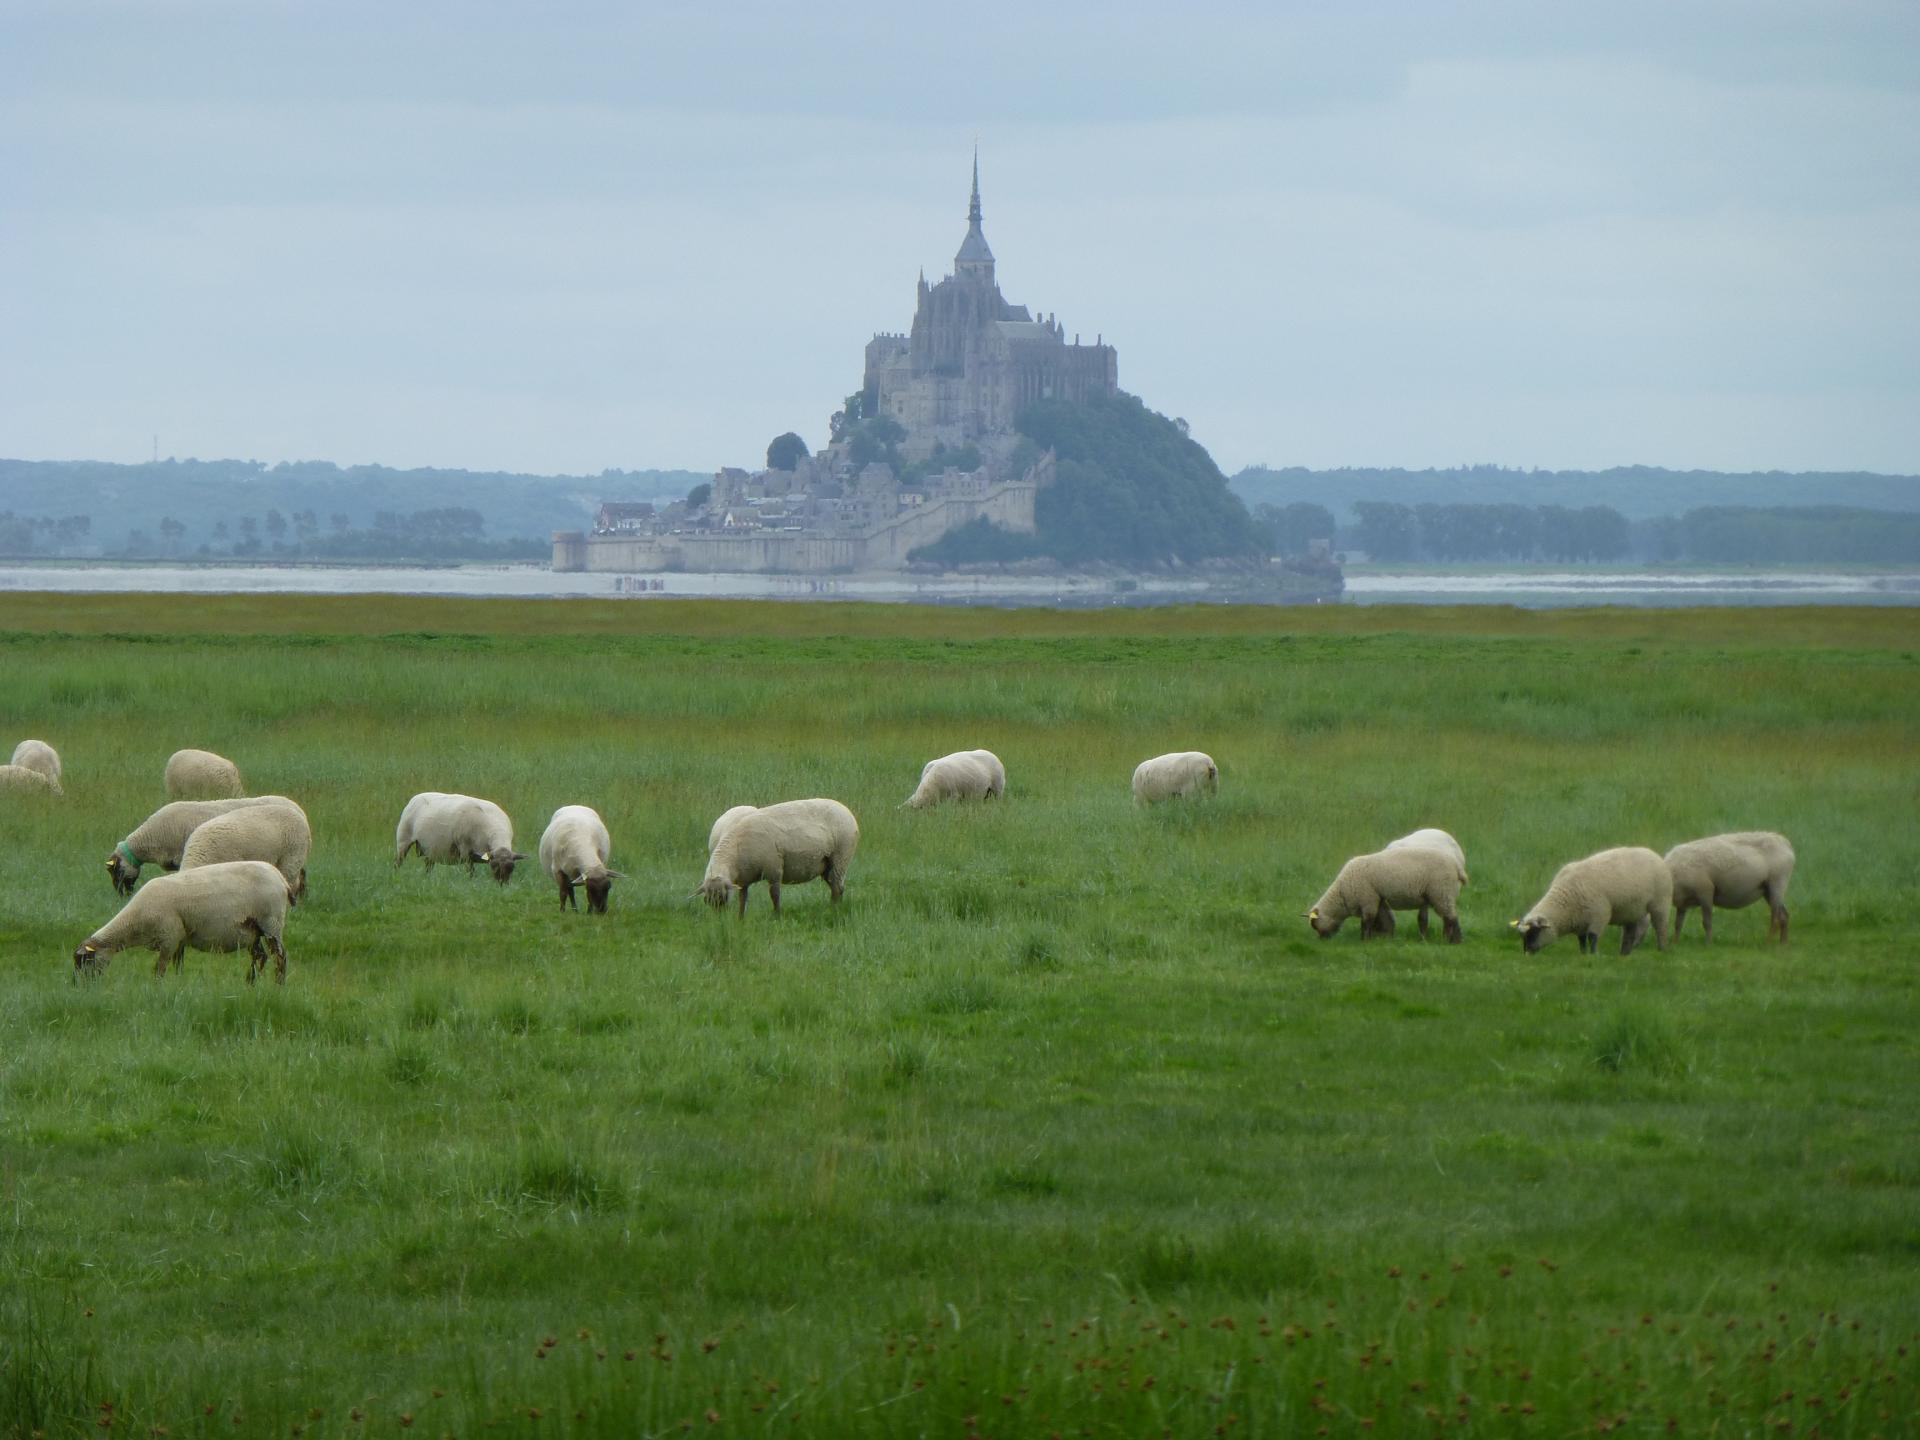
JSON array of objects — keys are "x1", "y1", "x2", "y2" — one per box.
[
  {"x1": 538, "y1": 804, "x2": 624, "y2": 913},
  {"x1": 1132, "y1": 751, "x2": 1218, "y2": 806},
  {"x1": 708, "y1": 805, "x2": 758, "y2": 855},
  {"x1": 393, "y1": 791, "x2": 524, "y2": 884},
  {"x1": 10, "y1": 740, "x2": 63, "y2": 794},
  {"x1": 0, "y1": 764, "x2": 57, "y2": 794},
  {"x1": 180, "y1": 800, "x2": 313, "y2": 901},
  {"x1": 698, "y1": 798, "x2": 859, "y2": 918},
  {"x1": 74, "y1": 860, "x2": 294, "y2": 984},
  {"x1": 1515, "y1": 847, "x2": 1673, "y2": 956},
  {"x1": 107, "y1": 796, "x2": 296, "y2": 895},
  {"x1": 1308, "y1": 846, "x2": 1465, "y2": 942},
  {"x1": 902, "y1": 748, "x2": 1006, "y2": 808},
  {"x1": 1664, "y1": 831, "x2": 1796, "y2": 943},
  {"x1": 165, "y1": 748, "x2": 246, "y2": 800},
  {"x1": 1385, "y1": 827, "x2": 1469, "y2": 935}
]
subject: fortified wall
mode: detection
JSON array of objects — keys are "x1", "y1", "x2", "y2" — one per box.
[{"x1": 553, "y1": 473, "x2": 1036, "y2": 574}]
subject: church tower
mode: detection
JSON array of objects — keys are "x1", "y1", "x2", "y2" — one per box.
[{"x1": 953, "y1": 151, "x2": 995, "y2": 287}]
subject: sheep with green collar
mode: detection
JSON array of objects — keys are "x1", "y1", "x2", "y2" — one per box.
[{"x1": 106, "y1": 796, "x2": 297, "y2": 895}]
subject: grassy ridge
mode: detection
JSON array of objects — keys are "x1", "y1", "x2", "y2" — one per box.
[{"x1": 1, "y1": 597, "x2": 1916, "y2": 1437}]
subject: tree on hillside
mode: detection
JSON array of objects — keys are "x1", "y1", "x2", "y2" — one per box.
[
  {"x1": 686, "y1": 481, "x2": 712, "y2": 510},
  {"x1": 766, "y1": 432, "x2": 810, "y2": 471}
]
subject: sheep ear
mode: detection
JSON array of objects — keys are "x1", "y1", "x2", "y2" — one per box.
[
  {"x1": 1509, "y1": 918, "x2": 1521, "y2": 928},
  {"x1": 605, "y1": 869, "x2": 628, "y2": 880},
  {"x1": 479, "y1": 851, "x2": 491, "y2": 862},
  {"x1": 1307, "y1": 908, "x2": 1319, "y2": 920}
]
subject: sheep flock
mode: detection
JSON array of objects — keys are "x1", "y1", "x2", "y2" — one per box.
[{"x1": 10, "y1": 736, "x2": 1797, "y2": 984}]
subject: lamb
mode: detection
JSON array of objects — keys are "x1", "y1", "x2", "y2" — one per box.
[
  {"x1": 1515, "y1": 846, "x2": 1673, "y2": 956},
  {"x1": 393, "y1": 791, "x2": 524, "y2": 883},
  {"x1": 1132, "y1": 751, "x2": 1218, "y2": 806},
  {"x1": 165, "y1": 748, "x2": 246, "y2": 800},
  {"x1": 180, "y1": 800, "x2": 313, "y2": 901},
  {"x1": 10, "y1": 740, "x2": 63, "y2": 794},
  {"x1": 107, "y1": 796, "x2": 297, "y2": 895},
  {"x1": 0, "y1": 764, "x2": 57, "y2": 794},
  {"x1": 538, "y1": 804, "x2": 625, "y2": 913},
  {"x1": 697, "y1": 798, "x2": 859, "y2": 917},
  {"x1": 708, "y1": 805, "x2": 758, "y2": 855},
  {"x1": 902, "y1": 749, "x2": 1006, "y2": 808},
  {"x1": 74, "y1": 859, "x2": 294, "y2": 984},
  {"x1": 1385, "y1": 827, "x2": 1469, "y2": 935},
  {"x1": 1663, "y1": 831, "x2": 1796, "y2": 943},
  {"x1": 1308, "y1": 845, "x2": 1464, "y2": 942}
]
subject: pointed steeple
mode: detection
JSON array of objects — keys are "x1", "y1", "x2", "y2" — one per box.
[{"x1": 955, "y1": 147, "x2": 994, "y2": 281}]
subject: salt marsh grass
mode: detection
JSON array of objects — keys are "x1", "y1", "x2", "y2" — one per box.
[{"x1": 0, "y1": 596, "x2": 1915, "y2": 1435}]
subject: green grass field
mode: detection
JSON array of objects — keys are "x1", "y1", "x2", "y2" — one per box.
[{"x1": 2, "y1": 595, "x2": 1916, "y2": 1439}]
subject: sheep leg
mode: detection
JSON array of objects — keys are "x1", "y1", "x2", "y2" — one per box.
[
  {"x1": 557, "y1": 875, "x2": 574, "y2": 911},
  {"x1": 1620, "y1": 916, "x2": 1649, "y2": 957},
  {"x1": 768, "y1": 879, "x2": 782, "y2": 916},
  {"x1": 1436, "y1": 901, "x2": 1462, "y2": 944},
  {"x1": 1417, "y1": 904, "x2": 1430, "y2": 939},
  {"x1": 1672, "y1": 902, "x2": 1689, "y2": 938},
  {"x1": 269, "y1": 934, "x2": 288, "y2": 984},
  {"x1": 827, "y1": 859, "x2": 845, "y2": 903},
  {"x1": 1651, "y1": 903, "x2": 1669, "y2": 952},
  {"x1": 736, "y1": 885, "x2": 749, "y2": 920},
  {"x1": 1764, "y1": 880, "x2": 1790, "y2": 944},
  {"x1": 1699, "y1": 898, "x2": 1714, "y2": 943}
]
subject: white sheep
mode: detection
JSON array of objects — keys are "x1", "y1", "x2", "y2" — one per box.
[
  {"x1": 74, "y1": 859, "x2": 294, "y2": 984},
  {"x1": 1308, "y1": 845, "x2": 1465, "y2": 942},
  {"x1": 1132, "y1": 751, "x2": 1218, "y2": 806},
  {"x1": 165, "y1": 748, "x2": 246, "y2": 800},
  {"x1": 1663, "y1": 831, "x2": 1796, "y2": 943},
  {"x1": 538, "y1": 804, "x2": 625, "y2": 913},
  {"x1": 902, "y1": 749, "x2": 1006, "y2": 808},
  {"x1": 1515, "y1": 846, "x2": 1673, "y2": 956},
  {"x1": 180, "y1": 800, "x2": 313, "y2": 901},
  {"x1": 10, "y1": 740, "x2": 63, "y2": 794},
  {"x1": 1385, "y1": 827, "x2": 1469, "y2": 934},
  {"x1": 394, "y1": 791, "x2": 524, "y2": 884},
  {"x1": 708, "y1": 805, "x2": 759, "y2": 855},
  {"x1": 0, "y1": 764, "x2": 57, "y2": 794},
  {"x1": 107, "y1": 796, "x2": 296, "y2": 895},
  {"x1": 698, "y1": 798, "x2": 859, "y2": 917}
]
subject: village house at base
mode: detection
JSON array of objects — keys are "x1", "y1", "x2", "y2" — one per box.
[{"x1": 554, "y1": 161, "x2": 1118, "y2": 575}]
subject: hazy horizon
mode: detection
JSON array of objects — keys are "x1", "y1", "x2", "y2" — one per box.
[{"x1": 5, "y1": 1, "x2": 1917, "y2": 478}]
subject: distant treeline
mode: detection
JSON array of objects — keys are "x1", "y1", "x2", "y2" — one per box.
[
  {"x1": 0, "y1": 457, "x2": 707, "y2": 557},
  {"x1": 1256, "y1": 500, "x2": 1920, "y2": 565},
  {"x1": 1233, "y1": 463, "x2": 1920, "y2": 523}
]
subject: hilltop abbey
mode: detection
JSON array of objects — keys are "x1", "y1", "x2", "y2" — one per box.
[{"x1": 554, "y1": 160, "x2": 1119, "y2": 575}]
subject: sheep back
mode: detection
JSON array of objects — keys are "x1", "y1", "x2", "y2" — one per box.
[
  {"x1": 1386, "y1": 827, "x2": 1468, "y2": 885},
  {"x1": 1663, "y1": 831, "x2": 1795, "y2": 910},
  {"x1": 165, "y1": 748, "x2": 246, "y2": 800},
  {"x1": 702, "y1": 798, "x2": 859, "y2": 908},
  {"x1": 180, "y1": 801, "x2": 312, "y2": 897},
  {"x1": 904, "y1": 749, "x2": 1004, "y2": 808},
  {"x1": 1132, "y1": 751, "x2": 1218, "y2": 805},
  {"x1": 10, "y1": 740, "x2": 62, "y2": 794},
  {"x1": 0, "y1": 764, "x2": 57, "y2": 793},
  {"x1": 707, "y1": 805, "x2": 758, "y2": 855}
]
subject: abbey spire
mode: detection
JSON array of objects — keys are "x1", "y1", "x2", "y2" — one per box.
[{"x1": 954, "y1": 148, "x2": 995, "y2": 283}]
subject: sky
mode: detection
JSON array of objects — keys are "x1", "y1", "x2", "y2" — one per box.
[{"x1": 3, "y1": 0, "x2": 1918, "y2": 477}]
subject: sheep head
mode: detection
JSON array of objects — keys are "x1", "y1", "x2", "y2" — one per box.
[
  {"x1": 479, "y1": 848, "x2": 524, "y2": 885},
  {"x1": 106, "y1": 844, "x2": 142, "y2": 896},
  {"x1": 580, "y1": 868, "x2": 624, "y2": 915},
  {"x1": 1514, "y1": 915, "x2": 1555, "y2": 953},
  {"x1": 72, "y1": 941, "x2": 109, "y2": 977},
  {"x1": 1305, "y1": 900, "x2": 1344, "y2": 938},
  {"x1": 699, "y1": 875, "x2": 734, "y2": 909}
]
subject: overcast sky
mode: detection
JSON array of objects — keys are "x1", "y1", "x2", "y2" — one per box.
[{"x1": 4, "y1": 0, "x2": 1917, "y2": 477}]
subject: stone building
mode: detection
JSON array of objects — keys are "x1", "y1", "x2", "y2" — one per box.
[
  {"x1": 557, "y1": 158, "x2": 1109, "y2": 575},
  {"x1": 862, "y1": 157, "x2": 1118, "y2": 451}
]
